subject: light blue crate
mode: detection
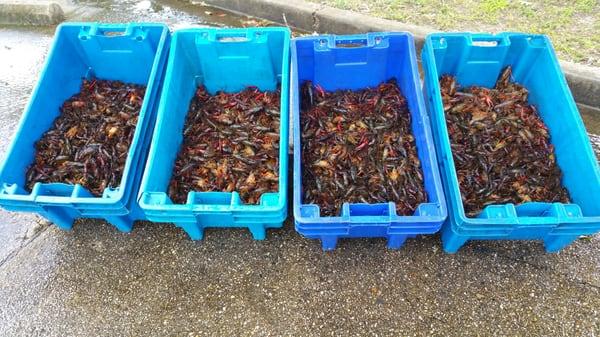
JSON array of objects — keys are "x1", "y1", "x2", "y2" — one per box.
[
  {"x1": 0, "y1": 22, "x2": 170, "y2": 231},
  {"x1": 422, "y1": 32, "x2": 600, "y2": 253},
  {"x1": 138, "y1": 27, "x2": 290, "y2": 241},
  {"x1": 292, "y1": 33, "x2": 447, "y2": 251}
]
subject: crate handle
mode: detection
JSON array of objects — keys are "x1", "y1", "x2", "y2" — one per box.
[
  {"x1": 214, "y1": 31, "x2": 253, "y2": 43},
  {"x1": 334, "y1": 39, "x2": 368, "y2": 48},
  {"x1": 79, "y1": 25, "x2": 146, "y2": 41},
  {"x1": 94, "y1": 26, "x2": 129, "y2": 37},
  {"x1": 471, "y1": 36, "x2": 505, "y2": 47},
  {"x1": 217, "y1": 35, "x2": 249, "y2": 42}
]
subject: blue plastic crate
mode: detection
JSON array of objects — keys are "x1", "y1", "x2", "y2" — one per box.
[
  {"x1": 422, "y1": 32, "x2": 600, "y2": 253},
  {"x1": 138, "y1": 27, "x2": 290, "y2": 241},
  {"x1": 0, "y1": 22, "x2": 170, "y2": 231},
  {"x1": 292, "y1": 33, "x2": 447, "y2": 251}
]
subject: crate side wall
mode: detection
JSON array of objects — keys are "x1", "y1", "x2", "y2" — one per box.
[
  {"x1": 141, "y1": 33, "x2": 198, "y2": 195},
  {"x1": 513, "y1": 38, "x2": 600, "y2": 218}
]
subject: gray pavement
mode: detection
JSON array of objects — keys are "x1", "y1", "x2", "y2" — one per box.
[
  {"x1": 1, "y1": 221, "x2": 600, "y2": 336},
  {"x1": 0, "y1": 1, "x2": 600, "y2": 336}
]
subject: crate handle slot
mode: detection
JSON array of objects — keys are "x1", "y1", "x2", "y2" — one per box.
[
  {"x1": 335, "y1": 39, "x2": 368, "y2": 48},
  {"x1": 36, "y1": 183, "x2": 77, "y2": 198},
  {"x1": 514, "y1": 202, "x2": 583, "y2": 219},
  {"x1": 189, "y1": 191, "x2": 232, "y2": 205},
  {"x1": 214, "y1": 31, "x2": 253, "y2": 43},
  {"x1": 345, "y1": 203, "x2": 392, "y2": 217},
  {"x1": 94, "y1": 26, "x2": 128, "y2": 37},
  {"x1": 470, "y1": 36, "x2": 506, "y2": 47},
  {"x1": 102, "y1": 30, "x2": 126, "y2": 37},
  {"x1": 472, "y1": 40, "x2": 498, "y2": 47},
  {"x1": 217, "y1": 36, "x2": 249, "y2": 43}
]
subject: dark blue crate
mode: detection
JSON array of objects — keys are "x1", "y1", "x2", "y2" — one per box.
[
  {"x1": 0, "y1": 22, "x2": 170, "y2": 231},
  {"x1": 422, "y1": 32, "x2": 600, "y2": 253},
  {"x1": 138, "y1": 27, "x2": 290, "y2": 241},
  {"x1": 292, "y1": 33, "x2": 447, "y2": 251}
]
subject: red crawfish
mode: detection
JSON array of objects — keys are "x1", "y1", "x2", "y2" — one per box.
[
  {"x1": 25, "y1": 78, "x2": 145, "y2": 196},
  {"x1": 168, "y1": 85, "x2": 280, "y2": 204},
  {"x1": 300, "y1": 79, "x2": 428, "y2": 216},
  {"x1": 440, "y1": 66, "x2": 570, "y2": 216}
]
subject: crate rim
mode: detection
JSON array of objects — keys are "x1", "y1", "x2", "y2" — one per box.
[
  {"x1": 171, "y1": 26, "x2": 291, "y2": 35},
  {"x1": 292, "y1": 31, "x2": 414, "y2": 42}
]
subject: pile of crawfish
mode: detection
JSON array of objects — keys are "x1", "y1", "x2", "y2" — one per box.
[
  {"x1": 168, "y1": 86, "x2": 280, "y2": 204},
  {"x1": 441, "y1": 66, "x2": 570, "y2": 217},
  {"x1": 300, "y1": 79, "x2": 427, "y2": 216},
  {"x1": 26, "y1": 78, "x2": 145, "y2": 196}
]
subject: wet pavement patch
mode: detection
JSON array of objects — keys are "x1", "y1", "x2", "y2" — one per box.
[{"x1": 0, "y1": 220, "x2": 599, "y2": 336}]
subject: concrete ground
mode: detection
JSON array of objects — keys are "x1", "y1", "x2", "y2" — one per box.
[
  {"x1": 0, "y1": 1, "x2": 599, "y2": 336},
  {"x1": 2, "y1": 220, "x2": 600, "y2": 336}
]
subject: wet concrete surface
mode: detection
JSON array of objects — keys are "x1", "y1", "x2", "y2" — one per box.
[
  {"x1": 0, "y1": 1, "x2": 599, "y2": 336},
  {"x1": 1, "y1": 221, "x2": 600, "y2": 336},
  {"x1": 63, "y1": 0, "x2": 270, "y2": 29}
]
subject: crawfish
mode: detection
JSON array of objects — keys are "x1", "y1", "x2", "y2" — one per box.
[
  {"x1": 300, "y1": 79, "x2": 428, "y2": 216},
  {"x1": 25, "y1": 78, "x2": 145, "y2": 196},
  {"x1": 440, "y1": 66, "x2": 570, "y2": 216},
  {"x1": 168, "y1": 85, "x2": 281, "y2": 205}
]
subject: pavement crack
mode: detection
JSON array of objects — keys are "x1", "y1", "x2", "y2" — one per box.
[
  {"x1": 0, "y1": 220, "x2": 51, "y2": 270},
  {"x1": 311, "y1": 5, "x2": 325, "y2": 32}
]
